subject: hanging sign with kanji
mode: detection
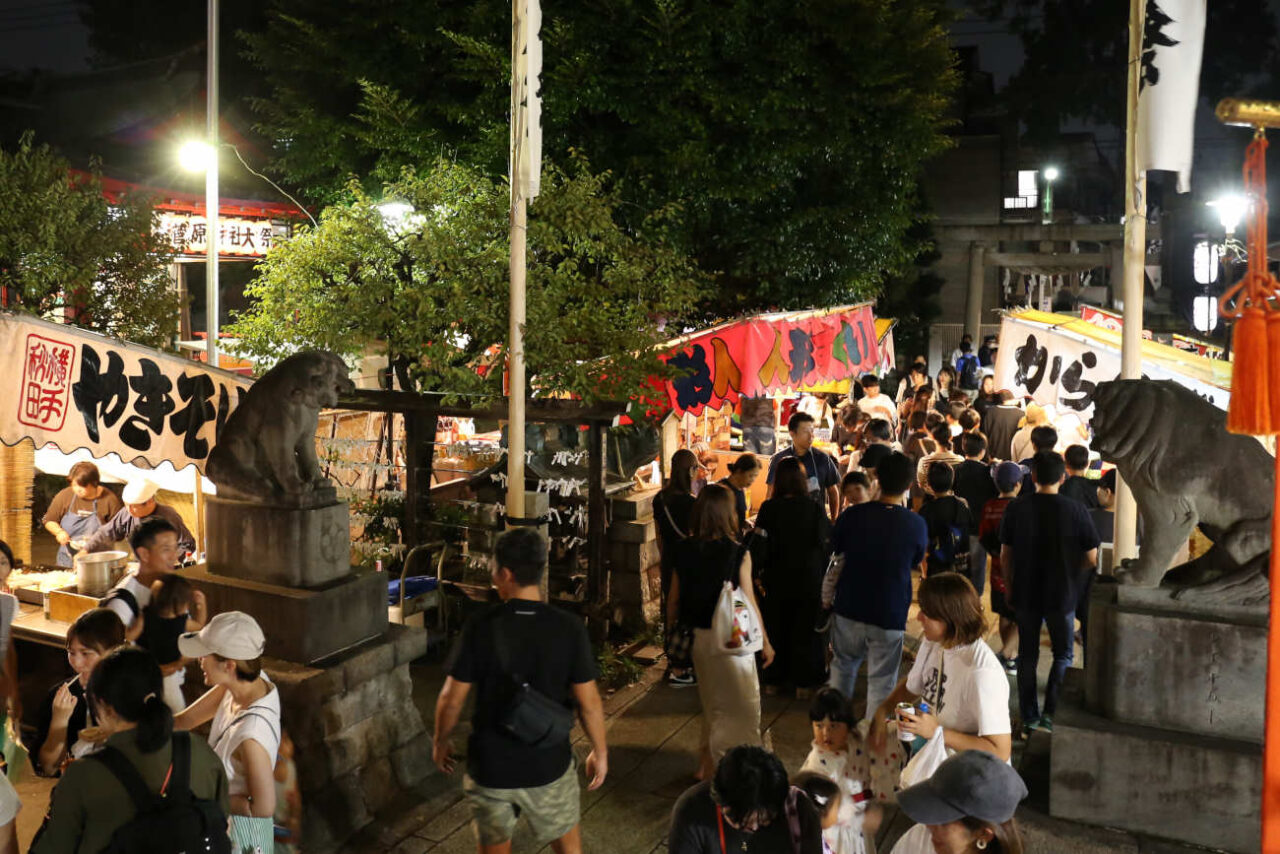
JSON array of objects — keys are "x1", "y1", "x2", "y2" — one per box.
[
  {"x1": 660, "y1": 304, "x2": 879, "y2": 416},
  {"x1": 0, "y1": 313, "x2": 251, "y2": 472},
  {"x1": 156, "y1": 212, "x2": 286, "y2": 258}
]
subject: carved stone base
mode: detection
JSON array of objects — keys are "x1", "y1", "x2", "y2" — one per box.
[
  {"x1": 185, "y1": 565, "x2": 387, "y2": 664},
  {"x1": 205, "y1": 495, "x2": 350, "y2": 588},
  {"x1": 1091, "y1": 581, "x2": 1265, "y2": 741},
  {"x1": 268, "y1": 627, "x2": 433, "y2": 853},
  {"x1": 1051, "y1": 680, "x2": 1261, "y2": 853}
]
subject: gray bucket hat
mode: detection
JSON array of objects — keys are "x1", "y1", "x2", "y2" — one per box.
[{"x1": 897, "y1": 751, "x2": 1028, "y2": 826}]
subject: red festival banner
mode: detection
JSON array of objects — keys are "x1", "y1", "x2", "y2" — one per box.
[{"x1": 661, "y1": 304, "x2": 879, "y2": 416}]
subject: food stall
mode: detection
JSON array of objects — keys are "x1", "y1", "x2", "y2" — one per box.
[
  {"x1": 656, "y1": 304, "x2": 883, "y2": 511},
  {"x1": 0, "y1": 312, "x2": 249, "y2": 646}
]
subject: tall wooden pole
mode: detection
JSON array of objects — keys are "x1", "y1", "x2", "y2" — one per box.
[
  {"x1": 1114, "y1": 0, "x2": 1147, "y2": 566},
  {"x1": 506, "y1": 0, "x2": 528, "y2": 528},
  {"x1": 205, "y1": 0, "x2": 220, "y2": 369}
]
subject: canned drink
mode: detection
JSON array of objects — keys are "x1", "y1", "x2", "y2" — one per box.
[
  {"x1": 375, "y1": 559, "x2": 384, "y2": 572},
  {"x1": 895, "y1": 702, "x2": 916, "y2": 741}
]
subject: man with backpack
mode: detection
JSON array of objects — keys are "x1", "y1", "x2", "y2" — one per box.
[
  {"x1": 916, "y1": 464, "x2": 974, "y2": 579},
  {"x1": 954, "y1": 340, "x2": 982, "y2": 402},
  {"x1": 433, "y1": 528, "x2": 608, "y2": 854}
]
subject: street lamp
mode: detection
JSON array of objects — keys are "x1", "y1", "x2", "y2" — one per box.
[
  {"x1": 1208, "y1": 194, "x2": 1248, "y2": 236},
  {"x1": 1042, "y1": 166, "x2": 1060, "y2": 225}
]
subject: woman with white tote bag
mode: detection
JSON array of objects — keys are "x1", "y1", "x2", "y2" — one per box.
[{"x1": 668, "y1": 484, "x2": 774, "y2": 781}]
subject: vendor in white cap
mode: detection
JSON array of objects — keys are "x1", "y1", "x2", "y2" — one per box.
[
  {"x1": 175, "y1": 611, "x2": 280, "y2": 843},
  {"x1": 83, "y1": 477, "x2": 195, "y2": 558}
]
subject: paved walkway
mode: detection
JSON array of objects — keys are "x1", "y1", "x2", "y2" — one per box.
[{"x1": 349, "y1": 620, "x2": 1214, "y2": 854}]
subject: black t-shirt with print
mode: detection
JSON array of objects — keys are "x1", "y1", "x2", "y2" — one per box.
[{"x1": 445, "y1": 599, "x2": 598, "y2": 788}]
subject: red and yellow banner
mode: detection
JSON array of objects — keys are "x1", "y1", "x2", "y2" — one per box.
[{"x1": 661, "y1": 304, "x2": 879, "y2": 416}]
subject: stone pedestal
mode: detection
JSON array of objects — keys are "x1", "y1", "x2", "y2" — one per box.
[
  {"x1": 1050, "y1": 581, "x2": 1263, "y2": 852},
  {"x1": 608, "y1": 489, "x2": 662, "y2": 631},
  {"x1": 185, "y1": 564, "x2": 388, "y2": 664},
  {"x1": 268, "y1": 625, "x2": 434, "y2": 854},
  {"x1": 205, "y1": 495, "x2": 351, "y2": 588}
]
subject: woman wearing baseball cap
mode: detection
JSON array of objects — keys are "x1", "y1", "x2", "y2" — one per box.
[
  {"x1": 175, "y1": 611, "x2": 280, "y2": 852},
  {"x1": 891, "y1": 751, "x2": 1026, "y2": 854}
]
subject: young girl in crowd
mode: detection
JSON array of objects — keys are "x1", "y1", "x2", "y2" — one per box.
[
  {"x1": 800, "y1": 688, "x2": 880, "y2": 854},
  {"x1": 794, "y1": 771, "x2": 843, "y2": 854},
  {"x1": 28, "y1": 608, "x2": 125, "y2": 775},
  {"x1": 136, "y1": 574, "x2": 206, "y2": 712}
]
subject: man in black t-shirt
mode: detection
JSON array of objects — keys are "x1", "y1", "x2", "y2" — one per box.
[
  {"x1": 1059, "y1": 444, "x2": 1100, "y2": 509},
  {"x1": 435, "y1": 529, "x2": 608, "y2": 852},
  {"x1": 953, "y1": 433, "x2": 998, "y2": 595},
  {"x1": 982, "y1": 390, "x2": 1023, "y2": 462},
  {"x1": 1000, "y1": 452, "x2": 1100, "y2": 734}
]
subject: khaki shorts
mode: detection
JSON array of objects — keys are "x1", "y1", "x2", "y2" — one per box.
[{"x1": 463, "y1": 761, "x2": 581, "y2": 845}]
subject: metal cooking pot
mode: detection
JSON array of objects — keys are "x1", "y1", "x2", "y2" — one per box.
[{"x1": 74, "y1": 551, "x2": 130, "y2": 597}]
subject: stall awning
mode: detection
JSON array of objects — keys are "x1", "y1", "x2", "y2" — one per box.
[
  {"x1": 992, "y1": 309, "x2": 1232, "y2": 421},
  {"x1": 0, "y1": 313, "x2": 251, "y2": 474},
  {"x1": 660, "y1": 304, "x2": 879, "y2": 416}
]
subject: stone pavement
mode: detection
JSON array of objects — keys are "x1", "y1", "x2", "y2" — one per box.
[{"x1": 347, "y1": 628, "x2": 1221, "y2": 854}]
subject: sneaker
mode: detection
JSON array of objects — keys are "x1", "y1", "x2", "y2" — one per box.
[
  {"x1": 998, "y1": 655, "x2": 1017, "y2": 675},
  {"x1": 1034, "y1": 715, "x2": 1054, "y2": 733},
  {"x1": 813, "y1": 610, "x2": 832, "y2": 633},
  {"x1": 669, "y1": 671, "x2": 697, "y2": 688},
  {"x1": 1021, "y1": 718, "x2": 1040, "y2": 738}
]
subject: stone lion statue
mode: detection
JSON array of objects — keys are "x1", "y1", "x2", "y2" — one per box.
[
  {"x1": 1090, "y1": 379, "x2": 1272, "y2": 604},
  {"x1": 207, "y1": 350, "x2": 356, "y2": 504}
]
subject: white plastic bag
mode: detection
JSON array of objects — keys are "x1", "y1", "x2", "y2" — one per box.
[
  {"x1": 898, "y1": 727, "x2": 948, "y2": 789},
  {"x1": 710, "y1": 581, "x2": 764, "y2": 656}
]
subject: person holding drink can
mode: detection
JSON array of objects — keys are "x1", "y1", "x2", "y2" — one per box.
[{"x1": 870, "y1": 574, "x2": 1011, "y2": 764}]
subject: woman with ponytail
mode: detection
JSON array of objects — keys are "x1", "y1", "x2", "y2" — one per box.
[{"x1": 31, "y1": 647, "x2": 229, "y2": 854}]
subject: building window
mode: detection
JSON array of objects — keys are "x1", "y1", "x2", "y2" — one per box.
[{"x1": 1003, "y1": 170, "x2": 1039, "y2": 210}]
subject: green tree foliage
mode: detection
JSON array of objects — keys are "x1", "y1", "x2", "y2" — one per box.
[
  {"x1": 238, "y1": 0, "x2": 957, "y2": 310},
  {"x1": 228, "y1": 158, "x2": 707, "y2": 401},
  {"x1": 980, "y1": 0, "x2": 1278, "y2": 140},
  {"x1": 0, "y1": 134, "x2": 180, "y2": 349},
  {"x1": 872, "y1": 220, "x2": 945, "y2": 363}
]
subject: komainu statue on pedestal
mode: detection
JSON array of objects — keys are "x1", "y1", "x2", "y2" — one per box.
[
  {"x1": 1091, "y1": 379, "x2": 1271, "y2": 605},
  {"x1": 207, "y1": 350, "x2": 356, "y2": 505}
]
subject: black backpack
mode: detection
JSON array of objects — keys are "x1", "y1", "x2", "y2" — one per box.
[
  {"x1": 92, "y1": 732, "x2": 232, "y2": 854},
  {"x1": 957, "y1": 353, "x2": 981, "y2": 390}
]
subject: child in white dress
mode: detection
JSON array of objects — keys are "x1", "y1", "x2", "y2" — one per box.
[{"x1": 800, "y1": 688, "x2": 882, "y2": 854}]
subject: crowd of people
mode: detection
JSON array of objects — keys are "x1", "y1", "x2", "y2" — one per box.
[
  {"x1": 0, "y1": 464, "x2": 298, "y2": 854},
  {"x1": 642, "y1": 347, "x2": 1106, "y2": 853}
]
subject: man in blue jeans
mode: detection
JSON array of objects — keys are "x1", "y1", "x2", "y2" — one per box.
[
  {"x1": 828, "y1": 452, "x2": 928, "y2": 721},
  {"x1": 1000, "y1": 451, "x2": 1100, "y2": 734}
]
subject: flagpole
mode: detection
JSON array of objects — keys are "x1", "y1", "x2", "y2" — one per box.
[{"x1": 1113, "y1": 0, "x2": 1148, "y2": 568}]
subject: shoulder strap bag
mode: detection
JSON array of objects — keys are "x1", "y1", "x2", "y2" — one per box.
[{"x1": 491, "y1": 615, "x2": 576, "y2": 747}]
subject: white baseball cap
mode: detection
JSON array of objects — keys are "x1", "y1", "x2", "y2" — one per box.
[
  {"x1": 122, "y1": 478, "x2": 159, "y2": 505},
  {"x1": 178, "y1": 611, "x2": 266, "y2": 661}
]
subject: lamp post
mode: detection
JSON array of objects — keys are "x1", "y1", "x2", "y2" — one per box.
[{"x1": 1042, "y1": 166, "x2": 1060, "y2": 225}]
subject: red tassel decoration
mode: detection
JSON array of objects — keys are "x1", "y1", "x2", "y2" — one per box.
[{"x1": 1227, "y1": 307, "x2": 1272, "y2": 435}]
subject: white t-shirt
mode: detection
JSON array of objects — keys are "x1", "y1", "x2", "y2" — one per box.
[
  {"x1": 209, "y1": 675, "x2": 282, "y2": 796},
  {"x1": 906, "y1": 639, "x2": 1010, "y2": 738},
  {"x1": 858, "y1": 393, "x2": 898, "y2": 426},
  {"x1": 104, "y1": 574, "x2": 152, "y2": 628}
]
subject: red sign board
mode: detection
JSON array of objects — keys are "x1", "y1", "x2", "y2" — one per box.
[
  {"x1": 661, "y1": 305, "x2": 879, "y2": 416},
  {"x1": 20, "y1": 334, "x2": 76, "y2": 431}
]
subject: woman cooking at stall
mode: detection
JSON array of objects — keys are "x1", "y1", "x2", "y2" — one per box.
[{"x1": 41, "y1": 463, "x2": 122, "y2": 568}]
